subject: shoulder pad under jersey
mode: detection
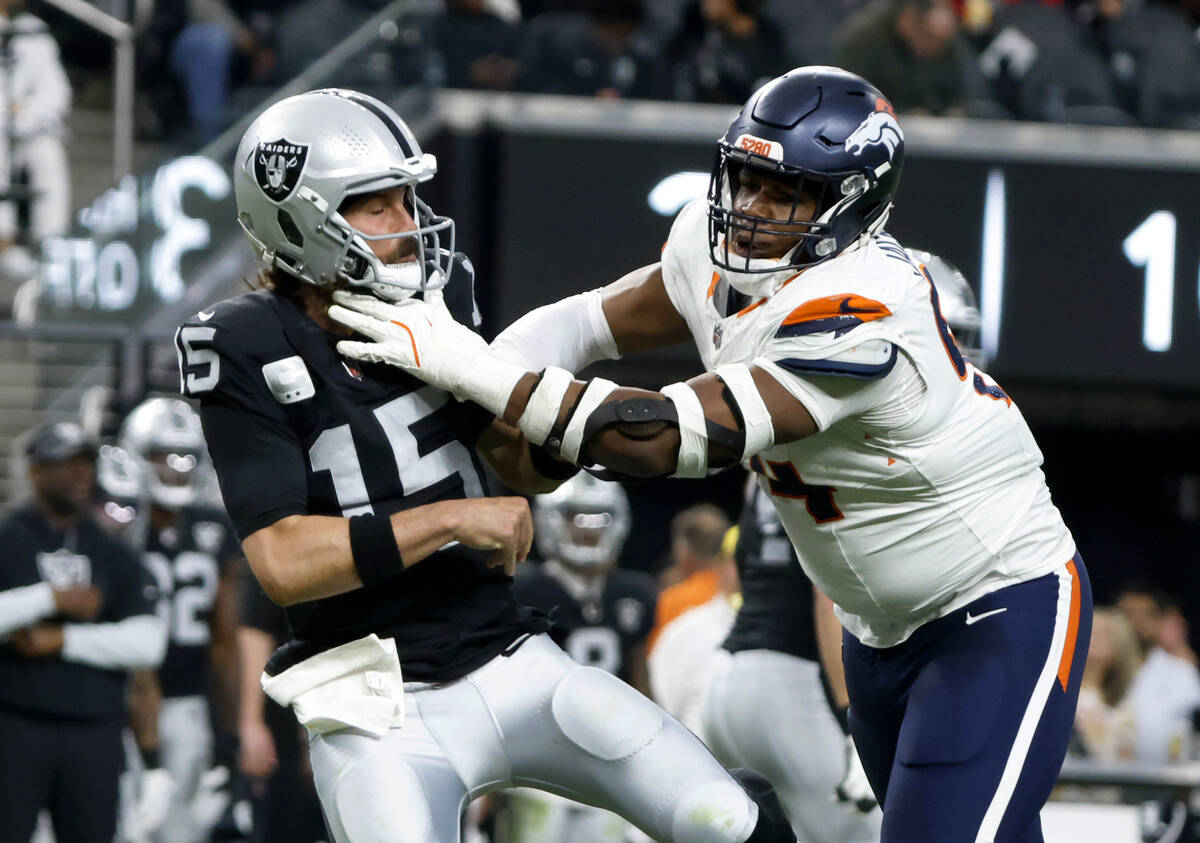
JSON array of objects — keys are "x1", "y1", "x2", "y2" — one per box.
[
  {"x1": 761, "y1": 290, "x2": 898, "y2": 380},
  {"x1": 175, "y1": 290, "x2": 294, "y2": 414},
  {"x1": 439, "y1": 252, "x2": 483, "y2": 330}
]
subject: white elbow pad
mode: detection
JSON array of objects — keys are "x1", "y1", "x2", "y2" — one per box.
[
  {"x1": 516, "y1": 366, "x2": 576, "y2": 447},
  {"x1": 661, "y1": 382, "x2": 708, "y2": 478},
  {"x1": 714, "y1": 364, "x2": 775, "y2": 460},
  {"x1": 560, "y1": 378, "x2": 620, "y2": 464}
]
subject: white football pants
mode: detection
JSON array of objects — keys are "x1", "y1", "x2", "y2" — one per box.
[
  {"x1": 307, "y1": 634, "x2": 760, "y2": 843},
  {"x1": 700, "y1": 649, "x2": 881, "y2": 843},
  {"x1": 154, "y1": 695, "x2": 213, "y2": 843}
]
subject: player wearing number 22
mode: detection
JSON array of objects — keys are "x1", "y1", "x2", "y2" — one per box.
[
  {"x1": 332, "y1": 67, "x2": 1094, "y2": 842},
  {"x1": 177, "y1": 89, "x2": 794, "y2": 843},
  {"x1": 118, "y1": 396, "x2": 242, "y2": 843}
]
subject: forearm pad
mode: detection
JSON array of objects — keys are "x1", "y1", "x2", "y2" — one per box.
[{"x1": 490, "y1": 290, "x2": 620, "y2": 372}]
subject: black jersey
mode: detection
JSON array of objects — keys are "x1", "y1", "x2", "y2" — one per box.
[
  {"x1": 722, "y1": 484, "x2": 818, "y2": 662},
  {"x1": 177, "y1": 267, "x2": 543, "y2": 682},
  {"x1": 143, "y1": 506, "x2": 239, "y2": 699},
  {"x1": 0, "y1": 505, "x2": 159, "y2": 721},
  {"x1": 513, "y1": 561, "x2": 656, "y2": 684}
]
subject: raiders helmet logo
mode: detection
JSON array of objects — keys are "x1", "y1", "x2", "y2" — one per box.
[{"x1": 253, "y1": 138, "x2": 310, "y2": 201}]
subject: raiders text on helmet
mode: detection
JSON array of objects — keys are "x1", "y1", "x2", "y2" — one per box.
[
  {"x1": 234, "y1": 88, "x2": 455, "y2": 300},
  {"x1": 708, "y1": 66, "x2": 905, "y2": 298}
]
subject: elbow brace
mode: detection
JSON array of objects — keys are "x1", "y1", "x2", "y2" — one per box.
[{"x1": 518, "y1": 365, "x2": 773, "y2": 479}]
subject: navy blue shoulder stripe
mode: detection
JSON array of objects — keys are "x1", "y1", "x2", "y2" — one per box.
[{"x1": 773, "y1": 344, "x2": 898, "y2": 381}]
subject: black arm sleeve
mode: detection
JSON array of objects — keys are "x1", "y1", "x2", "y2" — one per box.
[{"x1": 200, "y1": 401, "x2": 309, "y2": 541}]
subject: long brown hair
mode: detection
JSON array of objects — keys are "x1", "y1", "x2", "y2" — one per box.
[{"x1": 247, "y1": 266, "x2": 300, "y2": 296}]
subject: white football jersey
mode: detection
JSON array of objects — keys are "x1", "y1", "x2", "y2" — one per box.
[{"x1": 661, "y1": 199, "x2": 1076, "y2": 647}]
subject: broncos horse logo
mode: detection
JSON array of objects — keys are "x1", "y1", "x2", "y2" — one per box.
[{"x1": 844, "y1": 111, "x2": 903, "y2": 160}]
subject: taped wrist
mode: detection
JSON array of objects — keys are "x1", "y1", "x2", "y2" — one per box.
[
  {"x1": 517, "y1": 366, "x2": 575, "y2": 447},
  {"x1": 714, "y1": 364, "x2": 775, "y2": 460},
  {"x1": 349, "y1": 514, "x2": 405, "y2": 588},
  {"x1": 452, "y1": 348, "x2": 528, "y2": 418}
]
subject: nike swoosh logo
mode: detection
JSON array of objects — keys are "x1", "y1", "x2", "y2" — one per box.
[
  {"x1": 197, "y1": 310, "x2": 215, "y2": 321},
  {"x1": 965, "y1": 607, "x2": 1007, "y2": 625},
  {"x1": 838, "y1": 297, "x2": 884, "y2": 315}
]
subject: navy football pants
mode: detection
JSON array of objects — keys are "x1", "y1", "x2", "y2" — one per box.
[{"x1": 843, "y1": 556, "x2": 1091, "y2": 843}]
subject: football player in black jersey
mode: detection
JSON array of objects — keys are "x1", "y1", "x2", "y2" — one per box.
[
  {"x1": 119, "y1": 396, "x2": 243, "y2": 843},
  {"x1": 519, "y1": 474, "x2": 656, "y2": 689},
  {"x1": 506, "y1": 473, "x2": 658, "y2": 842},
  {"x1": 177, "y1": 89, "x2": 793, "y2": 843}
]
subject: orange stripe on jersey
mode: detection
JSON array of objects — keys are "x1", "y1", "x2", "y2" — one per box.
[
  {"x1": 780, "y1": 294, "x2": 892, "y2": 327},
  {"x1": 661, "y1": 241, "x2": 668, "y2": 254},
  {"x1": 735, "y1": 274, "x2": 799, "y2": 318},
  {"x1": 706, "y1": 272, "x2": 720, "y2": 300},
  {"x1": 737, "y1": 297, "x2": 767, "y2": 317},
  {"x1": 1057, "y1": 560, "x2": 1082, "y2": 692}
]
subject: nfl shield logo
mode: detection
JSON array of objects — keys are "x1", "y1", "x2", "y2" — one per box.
[
  {"x1": 253, "y1": 137, "x2": 310, "y2": 201},
  {"x1": 712, "y1": 322, "x2": 724, "y2": 349}
]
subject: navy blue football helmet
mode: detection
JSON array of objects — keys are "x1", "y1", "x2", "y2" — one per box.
[{"x1": 708, "y1": 66, "x2": 905, "y2": 297}]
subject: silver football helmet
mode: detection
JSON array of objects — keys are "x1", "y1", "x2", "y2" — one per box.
[
  {"x1": 118, "y1": 397, "x2": 209, "y2": 511},
  {"x1": 94, "y1": 444, "x2": 149, "y2": 547},
  {"x1": 533, "y1": 474, "x2": 632, "y2": 570},
  {"x1": 907, "y1": 249, "x2": 986, "y2": 369},
  {"x1": 234, "y1": 88, "x2": 454, "y2": 301}
]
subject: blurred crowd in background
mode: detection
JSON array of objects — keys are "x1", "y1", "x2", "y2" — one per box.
[
  {"x1": 36, "y1": 0, "x2": 1200, "y2": 147},
  {"x1": 4, "y1": 0, "x2": 1198, "y2": 302}
]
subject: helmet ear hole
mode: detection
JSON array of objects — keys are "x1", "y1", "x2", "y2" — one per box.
[{"x1": 277, "y1": 210, "x2": 304, "y2": 247}]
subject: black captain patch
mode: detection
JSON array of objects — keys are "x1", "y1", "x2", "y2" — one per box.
[{"x1": 254, "y1": 138, "x2": 309, "y2": 201}]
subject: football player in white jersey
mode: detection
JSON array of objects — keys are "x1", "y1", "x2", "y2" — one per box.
[{"x1": 331, "y1": 66, "x2": 1092, "y2": 842}]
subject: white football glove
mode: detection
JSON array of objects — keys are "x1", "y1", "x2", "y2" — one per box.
[
  {"x1": 126, "y1": 767, "x2": 176, "y2": 841},
  {"x1": 190, "y1": 765, "x2": 232, "y2": 835},
  {"x1": 835, "y1": 735, "x2": 878, "y2": 814},
  {"x1": 328, "y1": 290, "x2": 525, "y2": 416}
]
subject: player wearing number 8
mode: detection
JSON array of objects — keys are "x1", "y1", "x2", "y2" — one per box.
[
  {"x1": 504, "y1": 474, "x2": 660, "y2": 842},
  {"x1": 336, "y1": 66, "x2": 1094, "y2": 842},
  {"x1": 177, "y1": 89, "x2": 795, "y2": 843}
]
